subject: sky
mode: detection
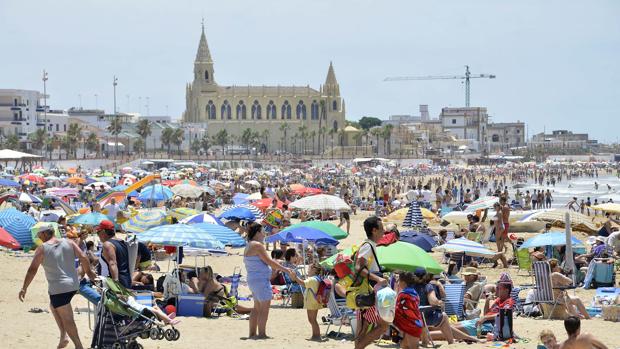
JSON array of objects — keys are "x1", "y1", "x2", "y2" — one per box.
[{"x1": 1, "y1": 0, "x2": 619, "y2": 142}]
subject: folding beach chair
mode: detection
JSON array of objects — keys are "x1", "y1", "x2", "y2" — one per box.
[
  {"x1": 516, "y1": 248, "x2": 532, "y2": 275},
  {"x1": 280, "y1": 265, "x2": 305, "y2": 307},
  {"x1": 323, "y1": 286, "x2": 354, "y2": 337},
  {"x1": 532, "y1": 261, "x2": 575, "y2": 320},
  {"x1": 443, "y1": 283, "x2": 466, "y2": 320},
  {"x1": 227, "y1": 267, "x2": 250, "y2": 301}
]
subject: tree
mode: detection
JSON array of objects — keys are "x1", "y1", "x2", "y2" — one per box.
[
  {"x1": 279, "y1": 122, "x2": 290, "y2": 153},
  {"x1": 213, "y1": 129, "x2": 229, "y2": 157},
  {"x1": 161, "y1": 127, "x2": 174, "y2": 156},
  {"x1": 382, "y1": 124, "x2": 394, "y2": 155},
  {"x1": 328, "y1": 128, "x2": 336, "y2": 156},
  {"x1": 362, "y1": 129, "x2": 370, "y2": 156},
  {"x1": 310, "y1": 130, "x2": 316, "y2": 155},
  {"x1": 241, "y1": 128, "x2": 253, "y2": 153},
  {"x1": 107, "y1": 117, "x2": 123, "y2": 158},
  {"x1": 338, "y1": 128, "x2": 346, "y2": 159},
  {"x1": 172, "y1": 128, "x2": 184, "y2": 155},
  {"x1": 191, "y1": 139, "x2": 202, "y2": 155},
  {"x1": 199, "y1": 134, "x2": 210, "y2": 154},
  {"x1": 60, "y1": 135, "x2": 71, "y2": 160},
  {"x1": 5, "y1": 134, "x2": 19, "y2": 150},
  {"x1": 319, "y1": 126, "x2": 327, "y2": 155},
  {"x1": 29, "y1": 129, "x2": 47, "y2": 156},
  {"x1": 136, "y1": 119, "x2": 152, "y2": 157},
  {"x1": 67, "y1": 123, "x2": 82, "y2": 159},
  {"x1": 359, "y1": 116, "x2": 383, "y2": 131},
  {"x1": 297, "y1": 125, "x2": 308, "y2": 154},
  {"x1": 261, "y1": 129, "x2": 270, "y2": 153},
  {"x1": 370, "y1": 127, "x2": 382, "y2": 155},
  {"x1": 353, "y1": 132, "x2": 363, "y2": 155},
  {"x1": 318, "y1": 100, "x2": 325, "y2": 154},
  {"x1": 133, "y1": 138, "x2": 146, "y2": 154},
  {"x1": 85, "y1": 132, "x2": 98, "y2": 156},
  {"x1": 291, "y1": 132, "x2": 298, "y2": 154}
]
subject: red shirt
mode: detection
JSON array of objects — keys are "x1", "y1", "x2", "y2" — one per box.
[{"x1": 487, "y1": 297, "x2": 515, "y2": 316}]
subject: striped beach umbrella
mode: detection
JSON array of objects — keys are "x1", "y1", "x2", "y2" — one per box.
[
  {"x1": 194, "y1": 223, "x2": 246, "y2": 247},
  {"x1": 168, "y1": 207, "x2": 200, "y2": 221},
  {"x1": 433, "y1": 237, "x2": 496, "y2": 257},
  {"x1": 137, "y1": 224, "x2": 225, "y2": 249},
  {"x1": 171, "y1": 184, "x2": 204, "y2": 198},
  {"x1": 464, "y1": 196, "x2": 499, "y2": 212},
  {"x1": 122, "y1": 209, "x2": 167, "y2": 234},
  {"x1": 220, "y1": 204, "x2": 264, "y2": 221},
  {"x1": 180, "y1": 213, "x2": 224, "y2": 225},
  {"x1": 0, "y1": 208, "x2": 36, "y2": 248},
  {"x1": 69, "y1": 212, "x2": 112, "y2": 226},
  {"x1": 138, "y1": 184, "x2": 174, "y2": 202},
  {"x1": 403, "y1": 201, "x2": 424, "y2": 228}
]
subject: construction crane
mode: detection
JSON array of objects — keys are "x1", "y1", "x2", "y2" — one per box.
[{"x1": 384, "y1": 65, "x2": 496, "y2": 107}]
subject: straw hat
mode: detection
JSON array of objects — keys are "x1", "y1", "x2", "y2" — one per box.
[{"x1": 461, "y1": 267, "x2": 479, "y2": 276}]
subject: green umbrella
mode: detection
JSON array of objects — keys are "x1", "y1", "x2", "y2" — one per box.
[
  {"x1": 321, "y1": 241, "x2": 443, "y2": 274},
  {"x1": 290, "y1": 221, "x2": 348, "y2": 240}
]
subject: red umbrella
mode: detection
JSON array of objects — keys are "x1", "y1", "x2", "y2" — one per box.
[
  {"x1": 19, "y1": 174, "x2": 46, "y2": 184},
  {"x1": 291, "y1": 187, "x2": 322, "y2": 196},
  {"x1": 251, "y1": 198, "x2": 286, "y2": 211},
  {"x1": 0, "y1": 227, "x2": 20, "y2": 249}
]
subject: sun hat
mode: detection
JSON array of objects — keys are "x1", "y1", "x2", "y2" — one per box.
[
  {"x1": 461, "y1": 267, "x2": 479, "y2": 276},
  {"x1": 497, "y1": 272, "x2": 513, "y2": 286},
  {"x1": 95, "y1": 220, "x2": 115, "y2": 232}
]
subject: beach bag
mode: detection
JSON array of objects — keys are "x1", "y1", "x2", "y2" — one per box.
[
  {"x1": 333, "y1": 245, "x2": 358, "y2": 278},
  {"x1": 345, "y1": 243, "x2": 379, "y2": 309},
  {"x1": 493, "y1": 309, "x2": 514, "y2": 341},
  {"x1": 314, "y1": 276, "x2": 333, "y2": 306},
  {"x1": 376, "y1": 287, "x2": 397, "y2": 322}
]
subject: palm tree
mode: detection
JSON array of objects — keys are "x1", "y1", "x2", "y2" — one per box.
[
  {"x1": 328, "y1": 128, "x2": 336, "y2": 156},
  {"x1": 172, "y1": 128, "x2": 184, "y2": 155},
  {"x1": 338, "y1": 128, "x2": 346, "y2": 159},
  {"x1": 279, "y1": 122, "x2": 290, "y2": 153},
  {"x1": 44, "y1": 136, "x2": 54, "y2": 159},
  {"x1": 353, "y1": 132, "x2": 362, "y2": 155},
  {"x1": 319, "y1": 126, "x2": 327, "y2": 155},
  {"x1": 200, "y1": 134, "x2": 210, "y2": 155},
  {"x1": 190, "y1": 139, "x2": 201, "y2": 155},
  {"x1": 309, "y1": 130, "x2": 316, "y2": 155},
  {"x1": 85, "y1": 132, "x2": 98, "y2": 156},
  {"x1": 382, "y1": 124, "x2": 394, "y2": 155},
  {"x1": 161, "y1": 127, "x2": 174, "y2": 156},
  {"x1": 5, "y1": 134, "x2": 19, "y2": 151},
  {"x1": 107, "y1": 117, "x2": 122, "y2": 158},
  {"x1": 213, "y1": 129, "x2": 229, "y2": 158},
  {"x1": 133, "y1": 138, "x2": 146, "y2": 154},
  {"x1": 291, "y1": 132, "x2": 298, "y2": 155},
  {"x1": 136, "y1": 119, "x2": 152, "y2": 157},
  {"x1": 29, "y1": 129, "x2": 47, "y2": 156},
  {"x1": 261, "y1": 129, "x2": 270, "y2": 154},
  {"x1": 370, "y1": 127, "x2": 381, "y2": 155},
  {"x1": 362, "y1": 129, "x2": 370, "y2": 156},
  {"x1": 318, "y1": 100, "x2": 325, "y2": 154},
  {"x1": 297, "y1": 125, "x2": 307, "y2": 154},
  {"x1": 60, "y1": 135, "x2": 71, "y2": 160},
  {"x1": 67, "y1": 123, "x2": 82, "y2": 159},
  {"x1": 241, "y1": 128, "x2": 253, "y2": 153}
]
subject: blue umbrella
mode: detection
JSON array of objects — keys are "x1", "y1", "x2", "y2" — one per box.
[
  {"x1": 233, "y1": 193, "x2": 249, "y2": 205},
  {"x1": 403, "y1": 201, "x2": 424, "y2": 228},
  {"x1": 400, "y1": 231, "x2": 437, "y2": 252},
  {"x1": 0, "y1": 178, "x2": 20, "y2": 187},
  {"x1": 137, "y1": 224, "x2": 225, "y2": 249},
  {"x1": 181, "y1": 213, "x2": 224, "y2": 225},
  {"x1": 112, "y1": 185, "x2": 138, "y2": 197},
  {"x1": 69, "y1": 212, "x2": 113, "y2": 226},
  {"x1": 194, "y1": 223, "x2": 246, "y2": 247},
  {"x1": 219, "y1": 207, "x2": 256, "y2": 221},
  {"x1": 519, "y1": 232, "x2": 583, "y2": 249},
  {"x1": 265, "y1": 226, "x2": 339, "y2": 245},
  {"x1": 0, "y1": 208, "x2": 36, "y2": 248},
  {"x1": 122, "y1": 210, "x2": 168, "y2": 233},
  {"x1": 138, "y1": 184, "x2": 174, "y2": 202}
]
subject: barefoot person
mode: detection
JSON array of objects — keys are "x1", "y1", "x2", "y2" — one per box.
[
  {"x1": 243, "y1": 222, "x2": 291, "y2": 339},
  {"x1": 559, "y1": 316, "x2": 608, "y2": 349},
  {"x1": 19, "y1": 224, "x2": 97, "y2": 349}
]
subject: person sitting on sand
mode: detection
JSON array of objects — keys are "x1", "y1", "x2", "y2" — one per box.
[
  {"x1": 559, "y1": 316, "x2": 608, "y2": 349},
  {"x1": 199, "y1": 266, "x2": 252, "y2": 317},
  {"x1": 548, "y1": 259, "x2": 590, "y2": 319},
  {"x1": 539, "y1": 329, "x2": 559, "y2": 349}
]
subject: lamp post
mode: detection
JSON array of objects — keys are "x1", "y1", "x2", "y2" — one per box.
[
  {"x1": 42, "y1": 70, "x2": 48, "y2": 136},
  {"x1": 113, "y1": 76, "x2": 118, "y2": 159}
]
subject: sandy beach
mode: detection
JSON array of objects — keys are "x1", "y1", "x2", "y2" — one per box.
[{"x1": 2, "y1": 211, "x2": 617, "y2": 349}]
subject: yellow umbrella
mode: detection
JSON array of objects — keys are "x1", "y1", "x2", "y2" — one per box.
[
  {"x1": 385, "y1": 208, "x2": 408, "y2": 222},
  {"x1": 420, "y1": 207, "x2": 437, "y2": 219},
  {"x1": 591, "y1": 203, "x2": 620, "y2": 214}
]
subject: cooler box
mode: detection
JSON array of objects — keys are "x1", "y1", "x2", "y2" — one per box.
[
  {"x1": 177, "y1": 293, "x2": 205, "y2": 317},
  {"x1": 594, "y1": 263, "x2": 614, "y2": 287}
]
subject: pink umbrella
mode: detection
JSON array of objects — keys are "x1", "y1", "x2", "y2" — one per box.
[{"x1": 0, "y1": 227, "x2": 20, "y2": 249}]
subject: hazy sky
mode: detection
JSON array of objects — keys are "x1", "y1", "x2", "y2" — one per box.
[{"x1": 1, "y1": 1, "x2": 619, "y2": 141}]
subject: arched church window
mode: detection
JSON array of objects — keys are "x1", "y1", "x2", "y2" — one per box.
[
  {"x1": 236, "y1": 101, "x2": 247, "y2": 119},
  {"x1": 252, "y1": 100, "x2": 262, "y2": 119},
  {"x1": 267, "y1": 100, "x2": 276, "y2": 119},
  {"x1": 311, "y1": 100, "x2": 319, "y2": 120},
  {"x1": 333, "y1": 120, "x2": 338, "y2": 131},
  {"x1": 206, "y1": 100, "x2": 216, "y2": 119},
  {"x1": 281, "y1": 101, "x2": 291, "y2": 119},
  {"x1": 332, "y1": 100, "x2": 338, "y2": 111},
  {"x1": 205, "y1": 70, "x2": 209, "y2": 81},
  {"x1": 296, "y1": 100, "x2": 307, "y2": 120},
  {"x1": 221, "y1": 100, "x2": 231, "y2": 120}
]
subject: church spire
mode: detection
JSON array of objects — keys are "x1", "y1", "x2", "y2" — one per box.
[
  {"x1": 325, "y1": 61, "x2": 338, "y2": 85},
  {"x1": 195, "y1": 19, "x2": 213, "y2": 63}
]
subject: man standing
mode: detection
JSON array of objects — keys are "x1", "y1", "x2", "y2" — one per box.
[
  {"x1": 559, "y1": 316, "x2": 607, "y2": 349},
  {"x1": 96, "y1": 220, "x2": 132, "y2": 288},
  {"x1": 19, "y1": 225, "x2": 97, "y2": 349},
  {"x1": 354, "y1": 216, "x2": 389, "y2": 349}
]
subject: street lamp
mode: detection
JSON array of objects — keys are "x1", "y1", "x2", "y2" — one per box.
[
  {"x1": 42, "y1": 70, "x2": 48, "y2": 136},
  {"x1": 113, "y1": 76, "x2": 118, "y2": 159}
]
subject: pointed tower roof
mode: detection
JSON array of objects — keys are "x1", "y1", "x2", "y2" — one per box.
[
  {"x1": 195, "y1": 22, "x2": 213, "y2": 63},
  {"x1": 325, "y1": 61, "x2": 338, "y2": 85}
]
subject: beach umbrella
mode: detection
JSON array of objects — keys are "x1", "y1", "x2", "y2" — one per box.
[
  {"x1": 122, "y1": 209, "x2": 167, "y2": 233},
  {"x1": 138, "y1": 184, "x2": 174, "y2": 202},
  {"x1": 403, "y1": 201, "x2": 424, "y2": 228},
  {"x1": 30, "y1": 222, "x2": 62, "y2": 246},
  {"x1": 384, "y1": 208, "x2": 408, "y2": 222},
  {"x1": 251, "y1": 198, "x2": 286, "y2": 211},
  {"x1": 20, "y1": 174, "x2": 45, "y2": 184},
  {"x1": 202, "y1": 186, "x2": 216, "y2": 196},
  {"x1": 111, "y1": 185, "x2": 138, "y2": 197},
  {"x1": 137, "y1": 224, "x2": 225, "y2": 250},
  {"x1": 232, "y1": 193, "x2": 249, "y2": 205},
  {"x1": 0, "y1": 178, "x2": 20, "y2": 187},
  {"x1": 590, "y1": 203, "x2": 620, "y2": 214},
  {"x1": 246, "y1": 192, "x2": 262, "y2": 201},
  {"x1": 290, "y1": 194, "x2": 351, "y2": 211},
  {"x1": 168, "y1": 207, "x2": 199, "y2": 221},
  {"x1": 18, "y1": 192, "x2": 42, "y2": 204},
  {"x1": 528, "y1": 209, "x2": 597, "y2": 233},
  {"x1": 321, "y1": 241, "x2": 442, "y2": 274},
  {"x1": 265, "y1": 226, "x2": 339, "y2": 245},
  {"x1": 519, "y1": 232, "x2": 583, "y2": 250},
  {"x1": 433, "y1": 237, "x2": 496, "y2": 257},
  {"x1": 66, "y1": 176, "x2": 87, "y2": 185},
  {"x1": 464, "y1": 196, "x2": 499, "y2": 212},
  {"x1": 245, "y1": 179, "x2": 260, "y2": 187},
  {"x1": 194, "y1": 222, "x2": 246, "y2": 247},
  {"x1": 69, "y1": 212, "x2": 112, "y2": 226},
  {"x1": 180, "y1": 213, "x2": 224, "y2": 225},
  {"x1": 0, "y1": 208, "x2": 36, "y2": 248},
  {"x1": 399, "y1": 231, "x2": 437, "y2": 252},
  {"x1": 46, "y1": 187, "x2": 79, "y2": 197},
  {"x1": 287, "y1": 221, "x2": 348, "y2": 240},
  {"x1": 171, "y1": 183, "x2": 204, "y2": 198},
  {"x1": 291, "y1": 186, "x2": 323, "y2": 196},
  {"x1": 220, "y1": 204, "x2": 264, "y2": 221},
  {"x1": 0, "y1": 227, "x2": 20, "y2": 249}
]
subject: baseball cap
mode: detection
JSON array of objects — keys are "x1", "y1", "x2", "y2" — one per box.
[
  {"x1": 96, "y1": 220, "x2": 115, "y2": 232},
  {"x1": 414, "y1": 267, "x2": 426, "y2": 277}
]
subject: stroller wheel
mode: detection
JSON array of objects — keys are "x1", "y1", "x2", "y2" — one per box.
[
  {"x1": 139, "y1": 330, "x2": 150, "y2": 340},
  {"x1": 149, "y1": 327, "x2": 160, "y2": 340},
  {"x1": 173, "y1": 328, "x2": 180, "y2": 341},
  {"x1": 112, "y1": 342, "x2": 125, "y2": 349},
  {"x1": 157, "y1": 328, "x2": 165, "y2": 340},
  {"x1": 164, "y1": 329, "x2": 176, "y2": 341},
  {"x1": 127, "y1": 342, "x2": 143, "y2": 349}
]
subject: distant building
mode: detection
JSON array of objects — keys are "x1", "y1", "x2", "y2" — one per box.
[
  {"x1": 0, "y1": 89, "x2": 45, "y2": 148},
  {"x1": 487, "y1": 122, "x2": 526, "y2": 152},
  {"x1": 529, "y1": 130, "x2": 597, "y2": 150},
  {"x1": 440, "y1": 107, "x2": 489, "y2": 151}
]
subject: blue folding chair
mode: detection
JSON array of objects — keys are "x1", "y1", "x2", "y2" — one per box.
[{"x1": 443, "y1": 283, "x2": 466, "y2": 320}]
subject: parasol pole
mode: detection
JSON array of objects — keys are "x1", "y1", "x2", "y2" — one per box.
[{"x1": 564, "y1": 212, "x2": 576, "y2": 286}]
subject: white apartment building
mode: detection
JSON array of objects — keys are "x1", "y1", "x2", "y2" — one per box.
[
  {"x1": 0, "y1": 89, "x2": 45, "y2": 148},
  {"x1": 440, "y1": 107, "x2": 489, "y2": 151}
]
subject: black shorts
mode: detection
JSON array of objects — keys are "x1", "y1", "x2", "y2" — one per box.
[
  {"x1": 340, "y1": 212, "x2": 350, "y2": 220},
  {"x1": 49, "y1": 290, "x2": 77, "y2": 309}
]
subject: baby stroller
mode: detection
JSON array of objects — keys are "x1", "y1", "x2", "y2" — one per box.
[{"x1": 91, "y1": 277, "x2": 180, "y2": 349}]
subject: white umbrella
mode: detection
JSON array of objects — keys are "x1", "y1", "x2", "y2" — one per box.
[
  {"x1": 171, "y1": 183, "x2": 204, "y2": 198},
  {"x1": 290, "y1": 194, "x2": 351, "y2": 211},
  {"x1": 246, "y1": 192, "x2": 262, "y2": 201},
  {"x1": 245, "y1": 179, "x2": 261, "y2": 187}
]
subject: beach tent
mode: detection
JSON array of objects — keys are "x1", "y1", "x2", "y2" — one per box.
[
  {"x1": 0, "y1": 149, "x2": 42, "y2": 161},
  {"x1": 290, "y1": 194, "x2": 351, "y2": 211},
  {"x1": 0, "y1": 208, "x2": 36, "y2": 248}
]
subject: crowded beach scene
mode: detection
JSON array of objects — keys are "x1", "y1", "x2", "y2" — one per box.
[{"x1": 1, "y1": 1, "x2": 619, "y2": 349}]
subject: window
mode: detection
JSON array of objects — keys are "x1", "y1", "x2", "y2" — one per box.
[
  {"x1": 251, "y1": 100, "x2": 262, "y2": 119},
  {"x1": 13, "y1": 113, "x2": 18, "y2": 120},
  {"x1": 281, "y1": 101, "x2": 291, "y2": 119},
  {"x1": 63, "y1": 124, "x2": 66, "y2": 132},
  {"x1": 206, "y1": 100, "x2": 216, "y2": 120},
  {"x1": 311, "y1": 100, "x2": 319, "y2": 120},
  {"x1": 236, "y1": 100, "x2": 247, "y2": 119},
  {"x1": 221, "y1": 100, "x2": 231, "y2": 119},
  {"x1": 204, "y1": 70, "x2": 209, "y2": 81},
  {"x1": 517, "y1": 129, "x2": 520, "y2": 134},
  {"x1": 266, "y1": 100, "x2": 276, "y2": 119},
  {"x1": 492, "y1": 134, "x2": 500, "y2": 142},
  {"x1": 332, "y1": 100, "x2": 337, "y2": 111},
  {"x1": 56, "y1": 124, "x2": 59, "y2": 132},
  {"x1": 333, "y1": 120, "x2": 338, "y2": 131},
  {"x1": 296, "y1": 100, "x2": 307, "y2": 119},
  {"x1": 452, "y1": 119, "x2": 456, "y2": 124}
]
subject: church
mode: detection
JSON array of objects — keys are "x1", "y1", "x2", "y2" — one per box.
[{"x1": 183, "y1": 25, "x2": 346, "y2": 154}]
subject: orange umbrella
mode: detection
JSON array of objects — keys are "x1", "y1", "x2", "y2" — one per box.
[
  {"x1": 66, "y1": 176, "x2": 86, "y2": 185},
  {"x1": 289, "y1": 184, "x2": 304, "y2": 191},
  {"x1": 67, "y1": 168, "x2": 77, "y2": 174}
]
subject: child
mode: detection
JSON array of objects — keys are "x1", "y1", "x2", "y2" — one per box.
[
  {"x1": 393, "y1": 271, "x2": 423, "y2": 349},
  {"x1": 289, "y1": 263, "x2": 326, "y2": 341}
]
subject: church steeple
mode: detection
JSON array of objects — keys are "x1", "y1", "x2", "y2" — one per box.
[
  {"x1": 323, "y1": 61, "x2": 340, "y2": 97},
  {"x1": 194, "y1": 20, "x2": 216, "y2": 91},
  {"x1": 195, "y1": 20, "x2": 213, "y2": 63}
]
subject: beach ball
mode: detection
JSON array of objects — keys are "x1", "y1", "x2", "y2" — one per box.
[{"x1": 164, "y1": 305, "x2": 176, "y2": 315}]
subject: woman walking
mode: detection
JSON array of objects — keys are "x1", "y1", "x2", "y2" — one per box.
[
  {"x1": 19, "y1": 225, "x2": 96, "y2": 349},
  {"x1": 243, "y1": 222, "x2": 291, "y2": 339}
]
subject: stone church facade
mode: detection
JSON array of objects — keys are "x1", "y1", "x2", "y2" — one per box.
[{"x1": 183, "y1": 25, "x2": 346, "y2": 154}]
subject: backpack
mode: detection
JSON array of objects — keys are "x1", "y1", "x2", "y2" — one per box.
[
  {"x1": 493, "y1": 309, "x2": 514, "y2": 341},
  {"x1": 313, "y1": 276, "x2": 332, "y2": 306}
]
